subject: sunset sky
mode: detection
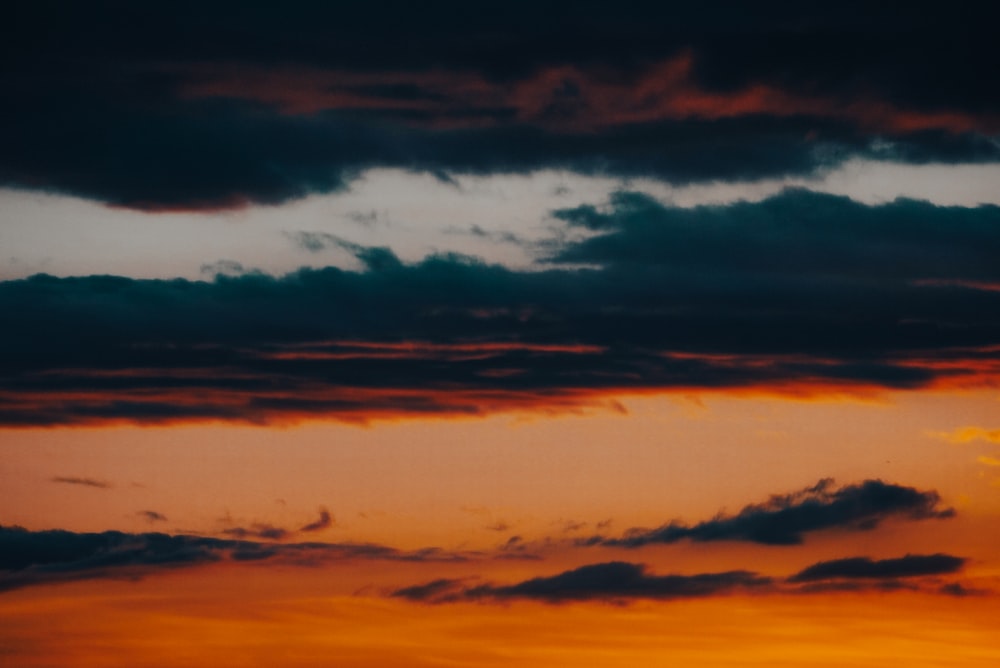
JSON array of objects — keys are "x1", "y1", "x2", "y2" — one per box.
[{"x1": 2, "y1": 2, "x2": 1000, "y2": 665}]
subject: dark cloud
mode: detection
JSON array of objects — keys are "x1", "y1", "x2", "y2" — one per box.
[
  {"x1": 1, "y1": 3, "x2": 997, "y2": 208},
  {"x1": 50, "y1": 477, "x2": 111, "y2": 490},
  {"x1": 393, "y1": 561, "x2": 772, "y2": 603},
  {"x1": 591, "y1": 479, "x2": 953, "y2": 547},
  {"x1": 938, "y1": 582, "x2": 989, "y2": 597},
  {"x1": 138, "y1": 511, "x2": 168, "y2": 523},
  {"x1": 0, "y1": 524, "x2": 469, "y2": 593},
  {"x1": 300, "y1": 507, "x2": 334, "y2": 533},
  {"x1": 789, "y1": 554, "x2": 966, "y2": 582},
  {"x1": 393, "y1": 553, "x2": 981, "y2": 605},
  {"x1": 3, "y1": 190, "x2": 1000, "y2": 425},
  {"x1": 392, "y1": 578, "x2": 468, "y2": 603},
  {"x1": 221, "y1": 524, "x2": 290, "y2": 541}
]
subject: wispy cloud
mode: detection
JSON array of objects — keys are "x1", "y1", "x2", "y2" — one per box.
[
  {"x1": 299, "y1": 507, "x2": 335, "y2": 533},
  {"x1": 50, "y1": 477, "x2": 111, "y2": 490},
  {"x1": 930, "y1": 427, "x2": 1000, "y2": 445}
]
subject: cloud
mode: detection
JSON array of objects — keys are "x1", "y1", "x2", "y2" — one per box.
[
  {"x1": 2, "y1": 4, "x2": 998, "y2": 209},
  {"x1": 0, "y1": 524, "x2": 469, "y2": 593},
  {"x1": 393, "y1": 553, "x2": 977, "y2": 605},
  {"x1": 589, "y1": 479, "x2": 953, "y2": 547},
  {"x1": 393, "y1": 561, "x2": 772, "y2": 604},
  {"x1": 789, "y1": 554, "x2": 966, "y2": 582},
  {"x1": 300, "y1": 507, "x2": 335, "y2": 532},
  {"x1": 3, "y1": 190, "x2": 1000, "y2": 426},
  {"x1": 392, "y1": 578, "x2": 468, "y2": 602},
  {"x1": 220, "y1": 524, "x2": 290, "y2": 541},
  {"x1": 50, "y1": 477, "x2": 111, "y2": 490},
  {"x1": 137, "y1": 511, "x2": 168, "y2": 523}
]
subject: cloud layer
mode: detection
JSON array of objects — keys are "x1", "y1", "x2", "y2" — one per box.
[{"x1": 2, "y1": 190, "x2": 999, "y2": 426}]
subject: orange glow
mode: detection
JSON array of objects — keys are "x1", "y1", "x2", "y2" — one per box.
[{"x1": 1, "y1": 569, "x2": 997, "y2": 667}]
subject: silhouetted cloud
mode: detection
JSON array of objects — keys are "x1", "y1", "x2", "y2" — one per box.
[
  {"x1": 590, "y1": 479, "x2": 953, "y2": 547},
  {"x1": 221, "y1": 524, "x2": 290, "y2": 541},
  {"x1": 50, "y1": 477, "x2": 111, "y2": 490},
  {"x1": 0, "y1": 524, "x2": 469, "y2": 593},
  {"x1": 300, "y1": 507, "x2": 334, "y2": 532},
  {"x1": 938, "y1": 582, "x2": 989, "y2": 597},
  {"x1": 1, "y1": 3, "x2": 997, "y2": 209},
  {"x1": 138, "y1": 511, "x2": 168, "y2": 523},
  {"x1": 392, "y1": 578, "x2": 468, "y2": 602},
  {"x1": 789, "y1": 554, "x2": 966, "y2": 582},
  {"x1": 3, "y1": 190, "x2": 1000, "y2": 426},
  {"x1": 393, "y1": 552, "x2": 981, "y2": 605},
  {"x1": 393, "y1": 561, "x2": 772, "y2": 603}
]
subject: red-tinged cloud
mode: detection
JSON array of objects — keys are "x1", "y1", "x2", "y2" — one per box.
[
  {"x1": 2, "y1": 190, "x2": 999, "y2": 426},
  {"x1": 2, "y1": 2, "x2": 999, "y2": 209}
]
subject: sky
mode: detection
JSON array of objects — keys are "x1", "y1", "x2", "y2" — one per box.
[{"x1": 2, "y1": 2, "x2": 1000, "y2": 665}]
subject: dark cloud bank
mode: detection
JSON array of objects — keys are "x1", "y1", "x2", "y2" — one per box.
[
  {"x1": 1, "y1": 2, "x2": 998, "y2": 209},
  {"x1": 2, "y1": 190, "x2": 999, "y2": 426}
]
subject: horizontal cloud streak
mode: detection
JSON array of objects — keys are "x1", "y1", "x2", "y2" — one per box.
[
  {"x1": 789, "y1": 554, "x2": 966, "y2": 582},
  {"x1": 3, "y1": 190, "x2": 1000, "y2": 425},
  {"x1": 588, "y1": 479, "x2": 953, "y2": 547},
  {"x1": 394, "y1": 562, "x2": 773, "y2": 603},
  {"x1": 393, "y1": 553, "x2": 973, "y2": 604},
  {"x1": 50, "y1": 477, "x2": 111, "y2": 490},
  {"x1": 0, "y1": 525, "x2": 469, "y2": 593}
]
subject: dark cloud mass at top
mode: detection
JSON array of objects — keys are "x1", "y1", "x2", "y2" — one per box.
[{"x1": 1, "y1": 1, "x2": 998, "y2": 208}]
